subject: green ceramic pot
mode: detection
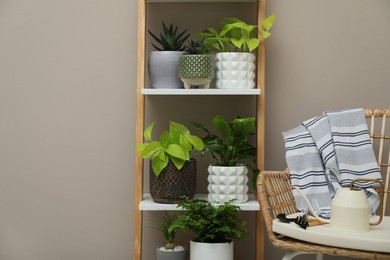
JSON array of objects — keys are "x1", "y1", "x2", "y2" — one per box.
[{"x1": 178, "y1": 54, "x2": 215, "y2": 89}]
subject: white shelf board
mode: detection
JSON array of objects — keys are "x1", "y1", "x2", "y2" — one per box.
[
  {"x1": 141, "y1": 88, "x2": 260, "y2": 95},
  {"x1": 148, "y1": 0, "x2": 256, "y2": 3},
  {"x1": 139, "y1": 193, "x2": 260, "y2": 211}
]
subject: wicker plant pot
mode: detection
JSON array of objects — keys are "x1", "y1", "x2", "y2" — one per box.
[
  {"x1": 150, "y1": 159, "x2": 197, "y2": 203},
  {"x1": 178, "y1": 54, "x2": 214, "y2": 89}
]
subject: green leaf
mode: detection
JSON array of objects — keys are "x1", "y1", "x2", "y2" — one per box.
[
  {"x1": 159, "y1": 131, "x2": 170, "y2": 148},
  {"x1": 261, "y1": 30, "x2": 271, "y2": 39},
  {"x1": 231, "y1": 37, "x2": 244, "y2": 49},
  {"x1": 170, "y1": 121, "x2": 190, "y2": 135},
  {"x1": 262, "y1": 14, "x2": 275, "y2": 31},
  {"x1": 246, "y1": 38, "x2": 260, "y2": 52},
  {"x1": 170, "y1": 156, "x2": 185, "y2": 170},
  {"x1": 135, "y1": 143, "x2": 148, "y2": 152},
  {"x1": 143, "y1": 122, "x2": 155, "y2": 141},
  {"x1": 140, "y1": 142, "x2": 162, "y2": 158},
  {"x1": 151, "y1": 155, "x2": 169, "y2": 177},
  {"x1": 166, "y1": 144, "x2": 187, "y2": 160},
  {"x1": 185, "y1": 135, "x2": 204, "y2": 151},
  {"x1": 213, "y1": 115, "x2": 231, "y2": 140}
]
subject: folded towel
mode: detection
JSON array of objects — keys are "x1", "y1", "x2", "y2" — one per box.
[{"x1": 283, "y1": 108, "x2": 382, "y2": 218}]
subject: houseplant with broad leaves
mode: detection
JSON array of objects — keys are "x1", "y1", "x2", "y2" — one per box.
[
  {"x1": 178, "y1": 39, "x2": 215, "y2": 89},
  {"x1": 197, "y1": 15, "x2": 275, "y2": 89},
  {"x1": 148, "y1": 22, "x2": 190, "y2": 89},
  {"x1": 193, "y1": 115, "x2": 259, "y2": 203},
  {"x1": 155, "y1": 211, "x2": 187, "y2": 260},
  {"x1": 136, "y1": 121, "x2": 204, "y2": 203},
  {"x1": 169, "y1": 197, "x2": 247, "y2": 260}
]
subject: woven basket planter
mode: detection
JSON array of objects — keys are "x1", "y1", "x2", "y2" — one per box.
[{"x1": 150, "y1": 159, "x2": 197, "y2": 203}]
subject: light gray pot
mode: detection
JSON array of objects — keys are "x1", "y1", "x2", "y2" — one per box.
[
  {"x1": 148, "y1": 51, "x2": 184, "y2": 89},
  {"x1": 156, "y1": 246, "x2": 187, "y2": 260}
]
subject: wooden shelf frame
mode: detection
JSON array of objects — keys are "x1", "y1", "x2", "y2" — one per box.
[{"x1": 134, "y1": 0, "x2": 266, "y2": 259}]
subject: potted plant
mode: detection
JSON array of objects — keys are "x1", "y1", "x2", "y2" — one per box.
[
  {"x1": 197, "y1": 15, "x2": 275, "y2": 89},
  {"x1": 155, "y1": 212, "x2": 187, "y2": 260},
  {"x1": 148, "y1": 22, "x2": 190, "y2": 89},
  {"x1": 178, "y1": 39, "x2": 215, "y2": 89},
  {"x1": 170, "y1": 197, "x2": 247, "y2": 260},
  {"x1": 136, "y1": 121, "x2": 204, "y2": 203},
  {"x1": 193, "y1": 115, "x2": 259, "y2": 203}
]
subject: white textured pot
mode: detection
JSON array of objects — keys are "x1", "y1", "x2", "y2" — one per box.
[
  {"x1": 148, "y1": 51, "x2": 184, "y2": 89},
  {"x1": 215, "y1": 52, "x2": 256, "y2": 89},
  {"x1": 190, "y1": 241, "x2": 233, "y2": 260},
  {"x1": 207, "y1": 165, "x2": 249, "y2": 203}
]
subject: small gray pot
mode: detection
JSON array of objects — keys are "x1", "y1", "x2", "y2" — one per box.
[
  {"x1": 156, "y1": 246, "x2": 187, "y2": 260},
  {"x1": 148, "y1": 51, "x2": 184, "y2": 89}
]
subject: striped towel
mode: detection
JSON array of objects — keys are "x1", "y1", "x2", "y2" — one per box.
[{"x1": 283, "y1": 108, "x2": 382, "y2": 218}]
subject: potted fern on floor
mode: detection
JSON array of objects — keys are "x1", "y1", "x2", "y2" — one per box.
[
  {"x1": 170, "y1": 197, "x2": 247, "y2": 260},
  {"x1": 193, "y1": 115, "x2": 259, "y2": 203},
  {"x1": 148, "y1": 22, "x2": 190, "y2": 89}
]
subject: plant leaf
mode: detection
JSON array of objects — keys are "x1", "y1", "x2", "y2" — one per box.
[
  {"x1": 262, "y1": 14, "x2": 276, "y2": 31},
  {"x1": 245, "y1": 38, "x2": 260, "y2": 52},
  {"x1": 166, "y1": 144, "x2": 187, "y2": 160},
  {"x1": 140, "y1": 141, "x2": 161, "y2": 158},
  {"x1": 185, "y1": 135, "x2": 204, "y2": 151},
  {"x1": 151, "y1": 155, "x2": 169, "y2": 177},
  {"x1": 213, "y1": 115, "x2": 231, "y2": 140},
  {"x1": 143, "y1": 122, "x2": 155, "y2": 141}
]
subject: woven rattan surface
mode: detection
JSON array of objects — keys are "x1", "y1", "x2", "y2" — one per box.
[{"x1": 257, "y1": 108, "x2": 390, "y2": 259}]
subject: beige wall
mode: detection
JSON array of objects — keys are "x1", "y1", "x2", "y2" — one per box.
[{"x1": 0, "y1": 1, "x2": 389, "y2": 260}]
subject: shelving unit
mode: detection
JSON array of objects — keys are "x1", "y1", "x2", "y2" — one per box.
[
  {"x1": 141, "y1": 88, "x2": 261, "y2": 95},
  {"x1": 134, "y1": 0, "x2": 266, "y2": 259}
]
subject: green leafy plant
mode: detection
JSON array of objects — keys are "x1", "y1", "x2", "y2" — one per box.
[
  {"x1": 136, "y1": 121, "x2": 204, "y2": 177},
  {"x1": 148, "y1": 22, "x2": 190, "y2": 51},
  {"x1": 183, "y1": 39, "x2": 211, "y2": 55},
  {"x1": 169, "y1": 197, "x2": 247, "y2": 243},
  {"x1": 197, "y1": 15, "x2": 275, "y2": 52},
  {"x1": 156, "y1": 211, "x2": 179, "y2": 250},
  {"x1": 193, "y1": 115, "x2": 259, "y2": 189}
]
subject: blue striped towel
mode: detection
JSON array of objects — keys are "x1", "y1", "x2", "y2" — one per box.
[{"x1": 283, "y1": 108, "x2": 382, "y2": 218}]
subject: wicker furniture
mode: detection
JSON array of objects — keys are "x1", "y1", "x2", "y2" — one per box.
[{"x1": 257, "y1": 108, "x2": 390, "y2": 260}]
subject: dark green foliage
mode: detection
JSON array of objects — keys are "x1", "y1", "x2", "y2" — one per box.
[
  {"x1": 148, "y1": 22, "x2": 190, "y2": 51},
  {"x1": 169, "y1": 197, "x2": 247, "y2": 243},
  {"x1": 193, "y1": 115, "x2": 260, "y2": 189},
  {"x1": 184, "y1": 39, "x2": 211, "y2": 55}
]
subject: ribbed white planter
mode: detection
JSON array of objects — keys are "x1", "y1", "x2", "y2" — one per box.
[
  {"x1": 207, "y1": 165, "x2": 249, "y2": 203},
  {"x1": 190, "y1": 241, "x2": 233, "y2": 260},
  {"x1": 215, "y1": 52, "x2": 256, "y2": 89}
]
